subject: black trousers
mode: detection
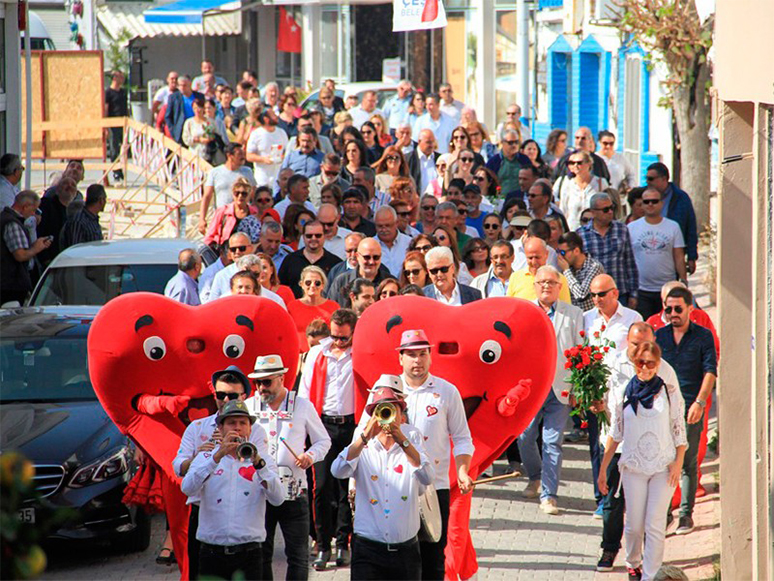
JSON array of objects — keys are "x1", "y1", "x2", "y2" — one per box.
[
  {"x1": 188, "y1": 504, "x2": 201, "y2": 580},
  {"x1": 199, "y1": 542, "x2": 262, "y2": 580},
  {"x1": 601, "y1": 453, "x2": 625, "y2": 552},
  {"x1": 419, "y1": 488, "x2": 450, "y2": 580},
  {"x1": 107, "y1": 127, "x2": 124, "y2": 179},
  {"x1": 351, "y1": 534, "x2": 421, "y2": 580},
  {"x1": 313, "y1": 418, "x2": 355, "y2": 551},
  {"x1": 262, "y1": 495, "x2": 310, "y2": 580},
  {"x1": 636, "y1": 290, "x2": 663, "y2": 321}
]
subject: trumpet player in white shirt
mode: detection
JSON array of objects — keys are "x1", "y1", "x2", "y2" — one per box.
[{"x1": 181, "y1": 400, "x2": 283, "y2": 580}]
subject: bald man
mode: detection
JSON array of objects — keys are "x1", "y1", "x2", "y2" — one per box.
[
  {"x1": 164, "y1": 248, "x2": 202, "y2": 306},
  {"x1": 325, "y1": 237, "x2": 391, "y2": 307},
  {"x1": 298, "y1": 203, "x2": 352, "y2": 260},
  {"x1": 506, "y1": 237, "x2": 571, "y2": 303}
]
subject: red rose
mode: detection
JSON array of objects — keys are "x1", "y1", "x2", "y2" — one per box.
[
  {"x1": 604, "y1": 346, "x2": 610, "y2": 352},
  {"x1": 575, "y1": 363, "x2": 584, "y2": 369},
  {"x1": 570, "y1": 347, "x2": 579, "y2": 356},
  {"x1": 581, "y1": 354, "x2": 591, "y2": 366},
  {"x1": 564, "y1": 349, "x2": 570, "y2": 357},
  {"x1": 580, "y1": 420, "x2": 589, "y2": 429},
  {"x1": 600, "y1": 324, "x2": 606, "y2": 331},
  {"x1": 579, "y1": 330, "x2": 585, "y2": 337},
  {"x1": 561, "y1": 390, "x2": 569, "y2": 397},
  {"x1": 564, "y1": 361, "x2": 572, "y2": 369},
  {"x1": 594, "y1": 353, "x2": 603, "y2": 360},
  {"x1": 593, "y1": 331, "x2": 600, "y2": 339}
]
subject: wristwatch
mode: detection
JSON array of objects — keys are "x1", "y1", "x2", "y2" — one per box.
[
  {"x1": 401, "y1": 439, "x2": 410, "y2": 449},
  {"x1": 360, "y1": 432, "x2": 369, "y2": 446},
  {"x1": 695, "y1": 399, "x2": 706, "y2": 409}
]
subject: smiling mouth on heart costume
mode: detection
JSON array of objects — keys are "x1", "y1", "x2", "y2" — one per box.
[
  {"x1": 351, "y1": 296, "x2": 557, "y2": 579},
  {"x1": 87, "y1": 293, "x2": 300, "y2": 580}
]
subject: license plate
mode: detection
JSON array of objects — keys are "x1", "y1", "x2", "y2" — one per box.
[{"x1": 18, "y1": 507, "x2": 35, "y2": 524}]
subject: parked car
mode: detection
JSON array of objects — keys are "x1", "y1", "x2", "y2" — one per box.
[
  {"x1": 300, "y1": 81, "x2": 404, "y2": 113},
  {"x1": 0, "y1": 306, "x2": 150, "y2": 550},
  {"x1": 28, "y1": 238, "x2": 217, "y2": 307}
]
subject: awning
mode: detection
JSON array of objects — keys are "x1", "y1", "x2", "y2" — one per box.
[
  {"x1": 143, "y1": 0, "x2": 241, "y2": 25},
  {"x1": 97, "y1": 1, "x2": 242, "y2": 39}
]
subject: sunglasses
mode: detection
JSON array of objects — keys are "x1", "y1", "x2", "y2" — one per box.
[
  {"x1": 230, "y1": 245, "x2": 248, "y2": 252},
  {"x1": 580, "y1": 217, "x2": 591, "y2": 224},
  {"x1": 215, "y1": 391, "x2": 241, "y2": 401},
  {"x1": 304, "y1": 280, "x2": 322, "y2": 287},
  {"x1": 645, "y1": 175, "x2": 658, "y2": 182},
  {"x1": 590, "y1": 289, "x2": 615, "y2": 298},
  {"x1": 503, "y1": 140, "x2": 519, "y2": 146},
  {"x1": 361, "y1": 129, "x2": 374, "y2": 135},
  {"x1": 305, "y1": 233, "x2": 323, "y2": 239},
  {"x1": 472, "y1": 246, "x2": 488, "y2": 252},
  {"x1": 331, "y1": 334, "x2": 352, "y2": 342},
  {"x1": 526, "y1": 193, "x2": 544, "y2": 199},
  {"x1": 595, "y1": 206, "x2": 614, "y2": 213},
  {"x1": 403, "y1": 268, "x2": 422, "y2": 277},
  {"x1": 567, "y1": 160, "x2": 585, "y2": 166},
  {"x1": 642, "y1": 198, "x2": 662, "y2": 205},
  {"x1": 453, "y1": 135, "x2": 467, "y2": 140},
  {"x1": 429, "y1": 265, "x2": 451, "y2": 275},
  {"x1": 636, "y1": 359, "x2": 658, "y2": 370},
  {"x1": 359, "y1": 254, "x2": 381, "y2": 262},
  {"x1": 324, "y1": 170, "x2": 340, "y2": 178},
  {"x1": 319, "y1": 220, "x2": 336, "y2": 227},
  {"x1": 421, "y1": 205, "x2": 437, "y2": 211},
  {"x1": 600, "y1": 140, "x2": 615, "y2": 146},
  {"x1": 256, "y1": 197, "x2": 273, "y2": 204},
  {"x1": 253, "y1": 377, "x2": 280, "y2": 388},
  {"x1": 483, "y1": 223, "x2": 500, "y2": 230},
  {"x1": 233, "y1": 191, "x2": 250, "y2": 197},
  {"x1": 472, "y1": 176, "x2": 486, "y2": 183},
  {"x1": 386, "y1": 155, "x2": 400, "y2": 162},
  {"x1": 459, "y1": 157, "x2": 475, "y2": 163},
  {"x1": 664, "y1": 305, "x2": 684, "y2": 314},
  {"x1": 416, "y1": 244, "x2": 432, "y2": 252}
]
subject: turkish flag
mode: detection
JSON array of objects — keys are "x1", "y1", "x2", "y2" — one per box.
[
  {"x1": 421, "y1": 0, "x2": 438, "y2": 22},
  {"x1": 277, "y1": 7, "x2": 301, "y2": 54}
]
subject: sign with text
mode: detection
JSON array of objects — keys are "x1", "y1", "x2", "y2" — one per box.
[
  {"x1": 382, "y1": 58, "x2": 402, "y2": 84},
  {"x1": 393, "y1": 0, "x2": 447, "y2": 32}
]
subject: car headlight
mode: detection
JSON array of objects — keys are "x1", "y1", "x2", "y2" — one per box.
[{"x1": 69, "y1": 446, "x2": 131, "y2": 488}]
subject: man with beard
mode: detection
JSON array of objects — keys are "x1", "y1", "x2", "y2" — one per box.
[
  {"x1": 244, "y1": 355, "x2": 331, "y2": 580},
  {"x1": 326, "y1": 237, "x2": 390, "y2": 308}
]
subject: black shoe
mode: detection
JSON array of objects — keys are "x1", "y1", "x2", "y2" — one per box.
[
  {"x1": 675, "y1": 515, "x2": 694, "y2": 535},
  {"x1": 336, "y1": 547, "x2": 351, "y2": 567},
  {"x1": 666, "y1": 510, "x2": 674, "y2": 530},
  {"x1": 627, "y1": 566, "x2": 642, "y2": 580},
  {"x1": 596, "y1": 549, "x2": 617, "y2": 572},
  {"x1": 313, "y1": 550, "x2": 331, "y2": 571}
]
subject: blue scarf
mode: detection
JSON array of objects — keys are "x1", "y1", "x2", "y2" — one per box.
[{"x1": 623, "y1": 375, "x2": 665, "y2": 415}]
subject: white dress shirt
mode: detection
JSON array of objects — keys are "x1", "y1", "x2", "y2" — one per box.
[
  {"x1": 331, "y1": 424, "x2": 433, "y2": 543},
  {"x1": 273, "y1": 198, "x2": 317, "y2": 220},
  {"x1": 432, "y1": 282, "x2": 462, "y2": 306},
  {"x1": 198, "y1": 257, "x2": 226, "y2": 303},
  {"x1": 244, "y1": 390, "x2": 331, "y2": 487},
  {"x1": 349, "y1": 106, "x2": 383, "y2": 131},
  {"x1": 417, "y1": 150, "x2": 438, "y2": 193},
  {"x1": 378, "y1": 231, "x2": 412, "y2": 277},
  {"x1": 358, "y1": 374, "x2": 474, "y2": 490},
  {"x1": 181, "y1": 424, "x2": 284, "y2": 545},
  {"x1": 583, "y1": 303, "x2": 643, "y2": 364},
  {"x1": 298, "y1": 339, "x2": 355, "y2": 416}
]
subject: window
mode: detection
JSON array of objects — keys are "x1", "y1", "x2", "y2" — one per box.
[{"x1": 320, "y1": 6, "x2": 352, "y2": 82}]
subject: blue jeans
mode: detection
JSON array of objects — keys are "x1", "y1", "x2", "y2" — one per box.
[{"x1": 518, "y1": 390, "x2": 571, "y2": 501}]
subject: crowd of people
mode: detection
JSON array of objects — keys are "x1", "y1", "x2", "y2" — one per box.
[{"x1": 0, "y1": 60, "x2": 716, "y2": 581}]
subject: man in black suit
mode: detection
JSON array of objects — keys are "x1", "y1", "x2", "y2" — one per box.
[
  {"x1": 408, "y1": 129, "x2": 440, "y2": 193},
  {"x1": 423, "y1": 246, "x2": 481, "y2": 305},
  {"x1": 165, "y1": 76, "x2": 204, "y2": 145}
]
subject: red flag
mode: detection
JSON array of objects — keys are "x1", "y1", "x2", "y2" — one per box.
[
  {"x1": 277, "y1": 7, "x2": 301, "y2": 53},
  {"x1": 421, "y1": 0, "x2": 438, "y2": 22}
]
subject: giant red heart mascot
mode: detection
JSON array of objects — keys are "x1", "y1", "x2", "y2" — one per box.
[
  {"x1": 352, "y1": 296, "x2": 556, "y2": 580},
  {"x1": 88, "y1": 293, "x2": 299, "y2": 580}
]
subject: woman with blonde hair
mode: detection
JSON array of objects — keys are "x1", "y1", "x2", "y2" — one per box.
[
  {"x1": 204, "y1": 177, "x2": 257, "y2": 247},
  {"x1": 369, "y1": 113, "x2": 392, "y2": 148},
  {"x1": 464, "y1": 121, "x2": 498, "y2": 162},
  {"x1": 554, "y1": 150, "x2": 609, "y2": 229},
  {"x1": 287, "y1": 265, "x2": 339, "y2": 352}
]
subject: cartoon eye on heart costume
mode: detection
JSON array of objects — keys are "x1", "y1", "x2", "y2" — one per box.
[
  {"x1": 352, "y1": 296, "x2": 557, "y2": 580},
  {"x1": 88, "y1": 293, "x2": 299, "y2": 580}
]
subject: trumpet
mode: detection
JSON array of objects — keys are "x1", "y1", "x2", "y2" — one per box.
[
  {"x1": 236, "y1": 438, "x2": 266, "y2": 468},
  {"x1": 374, "y1": 402, "x2": 398, "y2": 426}
]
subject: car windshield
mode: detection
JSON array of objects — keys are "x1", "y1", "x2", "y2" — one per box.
[
  {"x1": 0, "y1": 337, "x2": 94, "y2": 402},
  {"x1": 31, "y1": 264, "x2": 178, "y2": 306}
]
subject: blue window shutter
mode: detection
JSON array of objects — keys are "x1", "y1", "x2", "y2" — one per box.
[{"x1": 577, "y1": 52, "x2": 600, "y2": 135}]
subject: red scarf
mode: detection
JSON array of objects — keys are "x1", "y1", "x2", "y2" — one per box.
[{"x1": 308, "y1": 349, "x2": 328, "y2": 416}]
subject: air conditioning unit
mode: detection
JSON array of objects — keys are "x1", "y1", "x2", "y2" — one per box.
[{"x1": 594, "y1": 0, "x2": 620, "y2": 21}]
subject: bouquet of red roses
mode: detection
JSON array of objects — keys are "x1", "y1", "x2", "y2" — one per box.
[{"x1": 562, "y1": 326, "x2": 613, "y2": 428}]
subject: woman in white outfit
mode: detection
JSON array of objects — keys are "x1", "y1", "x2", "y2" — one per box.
[
  {"x1": 554, "y1": 150, "x2": 609, "y2": 230},
  {"x1": 598, "y1": 341, "x2": 687, "y2": 581}
]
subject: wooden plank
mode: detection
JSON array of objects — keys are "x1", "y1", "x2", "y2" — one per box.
[{"x1": 20, "y1": 52, "x2": 45, "y2": 158}]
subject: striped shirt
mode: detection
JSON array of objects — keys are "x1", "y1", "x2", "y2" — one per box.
[
  {"x1": 562, "y1": 255, "x2": 606, "y2": 312},
  {"x1": 578, "y1": 221, "x2": 638, "y2": 297},
  {"x1": 60, "y1": 209, "x2": 103, "y2": 250}
]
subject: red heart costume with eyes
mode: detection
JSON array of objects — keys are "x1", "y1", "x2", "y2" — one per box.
[
  {"x1": 88, "y1": 293, "x2": 299, "y2": 579},
  {"x1": 352, "y1": 296, "x2": 556, "y2": 580}
]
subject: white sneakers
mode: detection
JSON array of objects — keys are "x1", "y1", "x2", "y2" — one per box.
[{"x1": 540, "y1": 498, "x2": 559, "y2": 515}]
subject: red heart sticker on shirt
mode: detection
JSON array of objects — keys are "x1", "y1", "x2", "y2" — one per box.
[
  {"x1": 394, "y1": 465, "x2": 404, "y2": 474},
  {"x1": 426, "y1": 405, "x2": 438, "y2": 417},
  {"x1": 188, "y1": 407, "x2": 210, "y2": 422},
  {"x1": 238, "y1": 465, "x2": 256, "y2": 481}
]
